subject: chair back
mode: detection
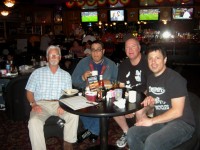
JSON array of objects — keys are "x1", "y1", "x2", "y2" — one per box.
[
  {"x1": 174, "y1": 92, "x2": 200, "y2": 150},
  {"x1": 189, "y1": 92, "x2": 200, "y2": 146},
  {"x1": 5, "y1": 75, "x2": 30, "y2": 121},
  {"x1": 4, "y1": 74, "x2": 65, "y2": 139}
]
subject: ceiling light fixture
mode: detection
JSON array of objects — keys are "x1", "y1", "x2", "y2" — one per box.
[
  {"x1": 1, "y1": 10, "x2": 9, "y2": 16},
  {"x1": 4, "y1": 0, "x2": 15, "y2": 8}
]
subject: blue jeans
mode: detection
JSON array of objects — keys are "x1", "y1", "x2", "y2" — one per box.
[
  {"x1": 127, "y1": 120, "x2": 194, "y2": 150},
  {"x1": 80, "y1": 116, "x2": 99, "y2": 135}
]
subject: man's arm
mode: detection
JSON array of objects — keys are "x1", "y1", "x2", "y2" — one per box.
[
  {"x1": 26, "y1": 90, "x2": 42, "y2": 113},
  {"x1": 26, "y1": 90, "x2": 36, "y2": 106},
  {"x1": 151, "y1": 96, "x2": 185, "y2": 124},
  {"x1": 135, "y1": 96, "x2": 185, "y2": 126},
  {"x1": 71, "y1": 63, "x2": 88, "y2": 89}
]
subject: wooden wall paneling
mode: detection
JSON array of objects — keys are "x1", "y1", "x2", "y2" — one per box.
[
  {"x1": 62, "y1": 11, "x2": 67, "y2": 36},
  {"x1": 34, "y1": 10, "x2": 52, "y2": 24},
  {"x1": 194, "y1": 6, "x2": 200, "y2": 18},
  {"x1": 159, "y1": 7, "x2": 172, "y2": 21},
  {"x1": 54, "y1": 25, "x2": 63, "y2": 35},
  {"x1": 66, "y1": 10, "x2": 81, "y2": 22},
  {"x1": 99, "y1": 9, "x2": 108, "y2": 22},
  {"x1": 64, "y1": 10, "x2": 81, "y2": 37},
  {"x1": 127, "y1": 8, "x2": 138, "y2": 22}
]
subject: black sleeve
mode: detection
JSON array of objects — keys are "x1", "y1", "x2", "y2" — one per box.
[{"x1": 167, "y1": 73, "x2": 188, "y2": 99}]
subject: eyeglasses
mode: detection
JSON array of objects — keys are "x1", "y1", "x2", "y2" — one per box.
[
  {"x1": 91, "y1": 48, "x2": 103, "y2": 53},
  {"x1": 48, "y1": 54, "x2": 60, "y2": 58}
]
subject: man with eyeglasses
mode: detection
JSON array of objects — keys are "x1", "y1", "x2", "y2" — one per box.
[
  {"x1": 113, "y1": 37, "x2": 152, "y2": 148},
  {"x1": 72, "y1": 40, "x2": 118, "y2": 143},
  {"x1": 26, "y1": 45, "x2": 79, "y2": 150}
]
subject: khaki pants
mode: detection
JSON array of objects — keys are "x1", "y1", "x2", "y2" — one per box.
[{"x1": 28, "y1": 101, "x2": 79, "y2": 150}]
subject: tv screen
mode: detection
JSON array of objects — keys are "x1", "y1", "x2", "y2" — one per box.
[
  {"x1": 139, "y1": 9, "x2": 160, "y2": 21},
  {"x1": 81, "y1": 11, "x2": 98, "y2": 23},
  {"x1": 172, "y1": 8, "x2": 193, "y2": 20},
  {"x1": 110, "y1": 10, "x2": 125, "y2": 21}
]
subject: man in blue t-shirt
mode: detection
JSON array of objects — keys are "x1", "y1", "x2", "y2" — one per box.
[{"x1": 72, "y1": 40, "x2": 118, "y2": 143}]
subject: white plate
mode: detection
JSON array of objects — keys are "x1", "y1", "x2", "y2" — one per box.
[{"x1": 63, "y1": 89, "x2": 79, "y2": 96}]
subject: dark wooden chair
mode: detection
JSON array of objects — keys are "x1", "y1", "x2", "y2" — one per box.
[
  {"x1": 4, "y1": 74, "x2": 64, "y2": 139},
  {"x1": 4, "y1": 75, "x2": 31, "y2": 121},
  {"x1": 173, "y1": 92, "x2": 200, "y2": 150}
]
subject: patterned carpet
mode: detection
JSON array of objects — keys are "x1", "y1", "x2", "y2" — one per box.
[
  {"x1": 0, "y1": 111, "x2": 129, "y2": 150},
  {"x1": 0, "y1": 66, "x2": 199, "y2": 150}
]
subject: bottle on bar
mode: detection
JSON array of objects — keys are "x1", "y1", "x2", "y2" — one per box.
[{"x1": 6, "y1": 60, "x2": 11, "y2": 73}]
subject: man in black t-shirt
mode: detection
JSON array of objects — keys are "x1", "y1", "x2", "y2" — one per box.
[
  {"x1": 114, "y1": 37, "x2": 152, "y2": 148},
  {"x1": 127, "y1": 45, "x2": 195, "y2": 150},
  {"x1": 117, "y1": 56, "x2": 150, "y2": 92}
]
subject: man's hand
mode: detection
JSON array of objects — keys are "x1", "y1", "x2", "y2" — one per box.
[
  {"x1": 57, "y1": 106, "x2": 65, "y2": 115},
  {"x1": 32, "y1": 104, "x2": 42, "y2": 113},
  {"x1": 82, "y1": 71, "x2": 91, "y2": 81},
  {"x1": 141, "y1": 96, "x2": 155, "y2": 107},
  {"x1": 135, "y1": 108, "x2": 148, "y2": 122}
]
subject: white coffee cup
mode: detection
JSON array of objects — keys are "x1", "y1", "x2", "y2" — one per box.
[
  {"x1": 129, "y1": 90, "x2": 136, "y2": 103},
  {"x1": 91, "y1": 70, "x2": 98, "y2": 76}
]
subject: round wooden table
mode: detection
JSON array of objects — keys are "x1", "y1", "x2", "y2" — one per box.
[{"x1": 59, "y1": 92, "x2": 145, "y2": 150}]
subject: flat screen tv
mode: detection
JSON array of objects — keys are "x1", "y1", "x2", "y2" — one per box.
[
  {"x1": 109, "y1": 10, "x2": 125, "y2": 22},
  {"x1": 172, "y1": 8, "x2": 193, "y2": 20},
  {"x1": 139, "y1": 9, "x2": 160, "y2": 21},
  {"x1": 81, "y1": 11, "x2": 98, "y2": 23}
]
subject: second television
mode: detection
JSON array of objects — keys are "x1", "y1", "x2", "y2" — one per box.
[
  {"x1": 109, "y1": 10, "x2": 126, "y2": 22},
  {"x1": 81, "y1": 11, "x2": 98, "y2": 23},
  {"x1": 139, "y1": 8, "x2": 160, "y2": 21},
  {"x1": 172, "y1": 8, "x2": 194, "y2": 20}
]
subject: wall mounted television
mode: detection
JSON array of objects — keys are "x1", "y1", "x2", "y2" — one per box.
[
  {"x1": 109, "y1": 10, "x2": 126, "y2": 22},
  {"x1": 139, "y1": 8, "x2": 160, "y2": 21},
  {"x1": 172, "y1": 8, "x2": 193, "y2": 20},
  {"x1": 81, "y1": 11, "x2": 98, "y2": 23}
]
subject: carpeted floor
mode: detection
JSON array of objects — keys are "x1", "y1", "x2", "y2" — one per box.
[
  {"x1": 0, "y1": 65, "x2": 199, "y2": 150},
  {"x1": 0, "y1": 111, "x2": 128, "y2": 150}
]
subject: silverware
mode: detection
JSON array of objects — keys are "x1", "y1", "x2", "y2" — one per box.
[
  {"x1": 86, "y1": 101, "x2": 100, "y2": 108},
  {"x1": 86, "y1": 101, "x2": 96, "y2": 106}
]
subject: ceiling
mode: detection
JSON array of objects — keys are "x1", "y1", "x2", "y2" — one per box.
[{"x1": 0, "y1": 0, "x2": 66, "y2": 7}]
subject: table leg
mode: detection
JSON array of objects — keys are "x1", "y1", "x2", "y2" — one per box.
[
  {"x1": 87, "y1": 117, "x2": 118, "y2": 150},
  {"x1": 100, "y1": 117, "x2": 108, "y2": 150}
]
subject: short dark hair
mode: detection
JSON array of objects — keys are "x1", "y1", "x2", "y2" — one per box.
[
  {"x1": 146, "y1": 45, "x2": 167, "y2": 58},
  {"x1": 124, "y1": 36, "x2": 140, "y2": 44},
  {"x1": 91, "y1": 40, "x2": 104, "y2": 49}
]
